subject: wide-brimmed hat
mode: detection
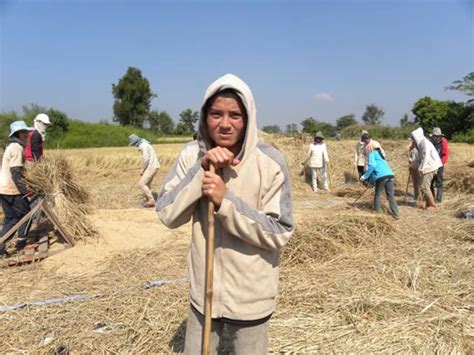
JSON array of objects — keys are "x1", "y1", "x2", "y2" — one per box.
[
  {"x1": 128, "y1": 134, "x2": 141, "y2": 146},
  {"x1": 9, "y1": 121, "x2": 33, "y2": 137},
  {"x1": 431, "y1": 127, "x2": 443, "y2": 136},
  {"x1": 315, "y1": 131, "x2": 324, "y2": 139}
]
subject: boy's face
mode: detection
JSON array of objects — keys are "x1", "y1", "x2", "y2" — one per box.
[
  {"x1": 206, "y1": 96, "x2": 247, "y2": 154},
  {"x1": 18, "y1": 131, "x2": 29, "y2": 143}
]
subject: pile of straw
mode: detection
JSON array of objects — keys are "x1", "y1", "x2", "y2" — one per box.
[
  {"x1": 25, "y1": 156, "x2": 98, "y2": 241},
  {"x1": 335, "y1": 184, "x2": 368, "y2": 198},
  {"x1": 445, "y1": 166, "x2": 474, "y2": 194},
  {"x1": 282, "y1": 212, "x2": 395, "y2": 267}
]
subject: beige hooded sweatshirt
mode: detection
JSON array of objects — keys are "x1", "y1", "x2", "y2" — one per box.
[{"x1": 156, "y1": 74, "x2": 294, "y2": 321}]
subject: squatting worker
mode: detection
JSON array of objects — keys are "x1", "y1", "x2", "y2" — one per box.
[
  {"x1": 129, "y1": 134, "x2": 160, "y2": 208},
  {"x1": 156, "y1": 74, "x2": 294, "y2": 354},
  {"x1": 0, "y1": 121, "x2": 34, "y2": 256}
]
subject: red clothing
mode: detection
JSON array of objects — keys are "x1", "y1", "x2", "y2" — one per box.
[
  {"x1": 24, "y1": 130, "x2": 44, "y2": 161},
  {"x1": 440, "y1": 137, "x2": 449, "y2": 165}
]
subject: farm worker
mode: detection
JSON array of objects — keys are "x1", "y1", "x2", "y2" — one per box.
[
  {"x1": 128, "y1": 134, "x2": 160, "y2": 208},
  {"x1": 25, "y1": 113, "x2": 51, "y2": 161},
  {"x1": 304, "y1": 131, "x2": 330, "y2": 192},
  {"x1": 410, "y1": 127, "x2": 442, "y2": 208},
  {"x1": 156, "y1": 74, "x2": 294, "y2": 354},
  {"x1": 361, "y1": 131, "x2": 385, "y2": 170},
  {"x1": 0, "y1": 121, "x2": 35, "y2": 256},
  {"x1": 360, "y1": 145, "x2": 400, "y2": 219},
  {"x1": 429, "y1": 127, "x2": 449, "y2": 203},
  {"x1": 354, "y1": 130, "x2": 369, "y2": 178},
  {"x1": 408, "y1": 139, "x2": 422, "y2": 202}
]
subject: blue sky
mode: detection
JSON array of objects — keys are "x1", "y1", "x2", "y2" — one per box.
[{"x1": 0, "y1": 0, "x2": 472, "y2": 128}]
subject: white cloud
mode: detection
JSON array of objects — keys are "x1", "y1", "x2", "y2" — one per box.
[{"x1": 315, "y1": 92, "x2": 335, "y2": 101}]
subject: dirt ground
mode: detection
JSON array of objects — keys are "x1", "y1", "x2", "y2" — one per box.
[{"x1": 0, "y1": 138, "x2": 472, "y2": 353}]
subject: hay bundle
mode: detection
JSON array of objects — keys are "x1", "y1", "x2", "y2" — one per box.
[
  {"x1": 282, "y1": 212, "x2": 395, "y2": 267},
  {"x1": 445, "y1": 169, "x2": 474, "y2": 194},
  {"x1": 335, "y1": 184, "x2": 367, "y2": 198},
  {"x1": 25, "y1": 156, "x2": 98, "y2": 241}
]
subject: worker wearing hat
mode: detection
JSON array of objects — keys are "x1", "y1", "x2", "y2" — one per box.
[
  {"x1": 128, "y1": 134, "x2": 160, "y2": 207},
  {"x1": 0, "y1": 121, "x2": 35, "y2": 256},
  {"x1": 304, "y1": 131, "x2": 330, "y2": 192},
  {"x1": 429, "y1": 127, "x2": 449, "y2": 203},
  {"x1": 360, "y1": 131, "x2": 385, "y2": 173},
  {"x1": 354, "y1": 130, "x2": 369, "y2": 178},
  {"x1": 25, "y1": 113, "x2": 51, "y2": 162}
]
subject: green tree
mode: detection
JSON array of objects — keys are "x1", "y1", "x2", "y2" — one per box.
[
  {"x1": 148, "y1": 110, "x2": 174, "y2": 135},
  {"x1": 400, "y1": 113, "x2": 409, "y2": 127},
  {"x1": 362, "y1": 104, "x2": 385, "y2": 125},
  {"x1": 22, "y1": 104, "x2": 48, "y2": 123},
  {"x1": 177, "y1": 109, "x2": 199, "y2": 135},
  {"x1": 301, "y1": 117, "x2": 336, "y2": 137},
  {"x1": 446, "y1": 72, "x2": 474, "y2": 97},
  {"x1": 112, "y1": 67, "x2": 156, "y2": 128},
  {"x1": 46, "y1": 108, "x2": 70, "y2": 140},
  {"x1": 285, "y1": 123, "x2": 298, "y2": 134},
  {"x1": 262, "y1": 124, "x2": 281, "y2": 134},
  {"x1": 412, "y1": 96, "x2": 470, "y2": 138},
  {"x1": 336, "y1": 114, "x2": 357, "y2": 130},
  {"x1": 301, "y1": 117, "x2": 319, "y2": 134}
]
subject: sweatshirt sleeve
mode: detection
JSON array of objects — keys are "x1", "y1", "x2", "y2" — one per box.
[
  {"x1": 215, "y1": 164, "x2": 294, "y2": 251},
  {"x1": 418, "y1": 141, "x2": 428, "y2": 173},
  {"x1": 156, "y1": 149, "x2": 205, "y2": 229},
  {"x1": 324, "y1": 145, "x2": 329, "y2": 163},
  {"x1": 362, "y1": 152, "x2": 376, "y2": 181},
  {"x1": 141, "y1": 144, "x2": 150, "y2": 171},
  {"x1": 354, "y1": 143, "x2": 359, "y2": 166}
]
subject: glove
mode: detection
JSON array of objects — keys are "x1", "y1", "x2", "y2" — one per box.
[
  {"x1": 359, "y1": 176, "x2": 365, "y2": 182},
  {"x1": 22, "y1": 191, "x2": 34, "y2": 199}
]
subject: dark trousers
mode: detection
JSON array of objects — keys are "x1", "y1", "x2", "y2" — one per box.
[
  {"x1": 357, "y1": 165, "x2": 365, "y2": 178},
  {"x1": 430, "y1": 166, "x2": 444, "y2": 202},
  {"x1": 0, "y1": 194, "x2": 31, "y2": 246},
  {"x1": 374, "y1": 177, "x2": 399, "y2": 218}
]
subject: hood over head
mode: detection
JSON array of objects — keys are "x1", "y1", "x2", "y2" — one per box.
[
  {"x1": 198, "y1": 74, "x2": 257, "y2": 161},
  {"x1": 411, "y1": 127, "x2": 425, "y2": 145}
]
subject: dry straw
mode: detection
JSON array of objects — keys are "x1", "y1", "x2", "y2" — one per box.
[
  {"x1": 25, "y1": 155, "x2": 98, "y2": 241},
  {"x1": 0, "y1": 137, "x2": 472, "y2": 353}
]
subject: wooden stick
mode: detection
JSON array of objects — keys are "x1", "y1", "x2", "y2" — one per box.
[
  {"x1": 42, "y1": 201, "x2": 76, "y2": 247},
  {"x1": 404, "y1": 169, "x2": 411, "y2": 203},
  {"x1": 352, "y1": 185, "x2": 371, "y2": 206},
  {"x1": 202, "y1": 164, "x2": 216, "y2": 355}
]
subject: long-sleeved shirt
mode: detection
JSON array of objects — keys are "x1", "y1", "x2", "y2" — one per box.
[
  {"x1": 307, "y1": 143, "x2": 329, "y2": 168},
  {"x1": 138, "y1": 141, "x2": 160, "y2": 171}
]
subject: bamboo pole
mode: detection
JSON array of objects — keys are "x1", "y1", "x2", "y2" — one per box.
[
  {"x1": 202, "y1": 164, "x2": 216, "y2": 355},
  {"x1": 404, "y1": 168, "x2": 411, "y2": 203}
]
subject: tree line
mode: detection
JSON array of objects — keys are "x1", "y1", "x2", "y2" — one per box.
[
  {"x1": 261, "y1": 72, "x2": 474, "y2": 143},
  {"x1": 112, "y1": 67, "x2": 199, "y2": 135}
]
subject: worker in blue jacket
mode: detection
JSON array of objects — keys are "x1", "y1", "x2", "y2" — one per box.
[{"x1": 360, "y1": 147, "x2": 400, "y2": 219}]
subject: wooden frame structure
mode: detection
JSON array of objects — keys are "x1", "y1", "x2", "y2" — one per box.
[{"x1": 0, "y1": 198, "x2": 76, "y2": 267}]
